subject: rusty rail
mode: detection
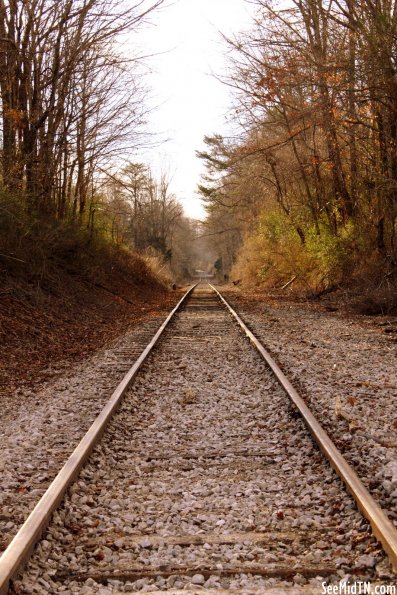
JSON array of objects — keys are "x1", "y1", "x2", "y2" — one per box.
[
  {"x1": 0, "y1": 285, "x2": 197, "y2": 595},
  {"x1": 210, "y1": 283, "x2": 397, "y2": 572},
  {"x1": 1, "y1": 281, "x2": 396, "y2": 595}
]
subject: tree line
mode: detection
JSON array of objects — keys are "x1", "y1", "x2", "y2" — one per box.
[
  {"x1": 0, "y1": 0, "x2": 167, "y2": 219},
  {"x1": 199, "y1": 0, "x2": 397, "y2": 298},
  {"x1": 0, "y1": 0, "x2": 207, "y2": 282},
  {"x1": 100, "y1": 162, "x2": 212, "y2": 280}
]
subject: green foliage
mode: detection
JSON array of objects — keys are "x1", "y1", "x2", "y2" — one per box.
[
  {"x1": 0, "y1": 189, "x2": 154, "y2": 287},
  {"x1": 232, "y1": 207, "x2": 367, "y2": 292},
  {"x1": 214, "y1": 257, "x2": 223, "y2": 271},
  {"x1": 305, "y1": 221, "x2": 356, "y2": 278}
]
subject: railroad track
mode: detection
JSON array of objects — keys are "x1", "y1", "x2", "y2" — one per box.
[{"x1": 1, "y1": 284, "x2": 396, "y2": 594}]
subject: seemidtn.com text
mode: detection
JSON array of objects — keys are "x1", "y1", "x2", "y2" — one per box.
[{"x1": 322, "y1": 582, "x2": 396, "y2": 595}]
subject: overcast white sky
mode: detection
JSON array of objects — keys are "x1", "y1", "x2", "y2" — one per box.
[{"x1": 135, "y1": 0, "x2": 254, "y2": 219}]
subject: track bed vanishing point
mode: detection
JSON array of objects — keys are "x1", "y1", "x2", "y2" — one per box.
[{"x1": 4, "y1": 286, "x2": 397, "y2": 593}]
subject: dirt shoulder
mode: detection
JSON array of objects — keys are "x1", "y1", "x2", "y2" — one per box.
[{"x1": 0, "y1": 265, "x2": 181, "y2": 398}]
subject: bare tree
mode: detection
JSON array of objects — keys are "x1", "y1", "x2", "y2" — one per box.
[{"x1": 0, "y1": 0, "x2": 164, "y2": 217}]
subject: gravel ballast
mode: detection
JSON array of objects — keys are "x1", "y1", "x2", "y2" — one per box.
[
  {"x1": 220, "y1": 289, "x2": 397, "y2": 526},
  {"x1": 9, "y1": 288, "x2": 395, "y2": 593},
  {"x1": 0, "y1": 311, "x2": 177, "y2": 557}
]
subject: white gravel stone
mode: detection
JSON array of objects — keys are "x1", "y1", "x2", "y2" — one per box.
[
  {"x1": 8, "y1": 288, "x2": 396, "y2": 592},
  {"x1": 191, "y1": 574, "x2": 205, "y2": 585},
  {"x1": 0, "y1": 313, "x2": 170, "y2": 555}
]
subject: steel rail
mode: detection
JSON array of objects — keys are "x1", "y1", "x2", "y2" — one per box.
[
  {"x1": 208, "y1": 283, "x2": 397, "y2": 571},
  {"x1": 0, "y1": 284, "x2": 197, "y2": 595},
  {"x1": 210, "y1": 283, "x2": 397, "y2": 572}
]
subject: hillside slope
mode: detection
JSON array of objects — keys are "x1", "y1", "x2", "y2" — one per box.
[{"x1": 0, "y1": 245, "x2": 174, "y2": 396}]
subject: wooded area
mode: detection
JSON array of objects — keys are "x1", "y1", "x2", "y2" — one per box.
[
  {"x1": 0, "y1": 0, "x2": 209, "y2": 285},
  {"x1": 100, "y1": 162, "x2": 215, "y2": 279},
  {"x1": 0, "y1": 0, "x2": 162, "y2": 217},
  {"x1": 0, "y1": 0, "x2": 218, "y2": 393},
  {"x1": 3, "y1": 0, "x2": 397, "y2": 307},
  {"x1": 200, "y1": 0, "x2": 397, "y2": 308}
]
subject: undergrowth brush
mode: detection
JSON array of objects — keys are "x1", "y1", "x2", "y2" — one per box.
[
  {"x1": 231, "y1": 207, "x2": 397, "y2": 314},
  {"x1": 0, "y1": 192, "x2": 165, "y2": 293}
]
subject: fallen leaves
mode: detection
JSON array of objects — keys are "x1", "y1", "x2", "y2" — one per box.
[
  {"x1": 0, "y1": 272, "x2": 177, "y2": 396},
  {"x1": 182, "y1": 387, "x2": 196, "y2": 405}
]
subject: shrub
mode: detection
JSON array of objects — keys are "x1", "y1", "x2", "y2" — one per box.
[
  {"x1": 231, "y1": 207, "x2": 369, "y2": 293},
  {"x1": 0, "y1": 190, "x2": 165, "y2": 290}
]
